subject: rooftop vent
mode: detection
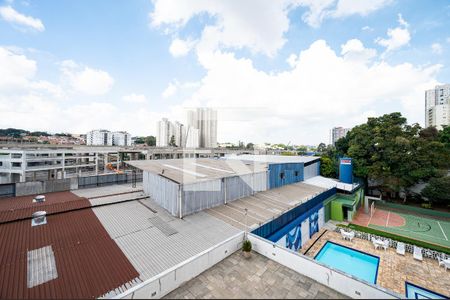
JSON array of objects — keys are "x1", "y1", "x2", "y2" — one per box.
[
  {"x1": 33, "y1": 195, "x2": 46, "y2": 203},
  {"x1": 31, "y1": 211, "x2": 47, "y2": 227}
]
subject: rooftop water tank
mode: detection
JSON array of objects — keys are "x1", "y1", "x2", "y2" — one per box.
[{"x1": 339, "y1": 158, "x2": 353, "y2": 184}]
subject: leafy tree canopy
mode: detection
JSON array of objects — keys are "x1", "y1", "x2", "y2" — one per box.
[
  {"x1": 421, "y1": 176, "x2": 450, "y2": 206},
  {"x1": 336, "y1": 113, "x2": 449, "y2": 195}
]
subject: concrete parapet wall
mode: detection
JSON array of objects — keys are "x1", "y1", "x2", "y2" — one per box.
[{"x1": 15, "y1": 179, "x2": 71, "y2": 196}]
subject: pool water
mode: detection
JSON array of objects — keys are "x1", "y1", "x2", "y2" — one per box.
[
  {"x1": 405, "y1": 282, "x2": 447, "y2": 299},
  {"x1": 314, "y1": 241, "x2": 379, "y2": 284}
]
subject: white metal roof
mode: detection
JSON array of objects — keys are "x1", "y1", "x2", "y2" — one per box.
[
  {"x1": 303, "y1": 176, "x2": 359, "y2": 192},
  {"x1": 224, "y1": 154, "x2": 320, "y2": 164},
  {"x1": 126, "y1": 158, "x2": 268, "y2": 184},
  {"x1": 92, "y1": 198, "x2": 241, "y2": 281}
]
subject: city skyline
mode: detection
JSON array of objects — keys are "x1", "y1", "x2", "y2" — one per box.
[{"x1": 1, "y1": 1, "x2": 450, "y2": 144}]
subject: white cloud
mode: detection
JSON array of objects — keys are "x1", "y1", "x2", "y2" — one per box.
[
  {"x1": 286, "y1": 54, "x2": 298, "y2": 67},
  {"x1": 150, "y1": 0, "x2": 391, "y2": 57},
  {"x1": 362, "y1": 26, "x2": 374, "y2": 32},
  {"x1": 300, "y1": 0, "x2": 392, "y2": 28},
  {"x1": 331, "y1": 0, "x2": 392, "y2": 18},
  {"x1": 0, "y1": 46, "x2": 36, "y2": 90},
  {"x1": 169, "y1": 38, "x2": 196, "y2": 57},
  {"x1": 162, "y1": 82, "x2": 178, "y2": 98},
  {"x1": 177, "y1": 39, "x2": 440, "y2": 144},
  {"x1": 375, "y1": 14, "x2": 411, "y2": 53},
  {"x1": 0, "y1": 5, "x2": 44, "y2": 31},
  {"x1": 61, "y1": 60, "x2": 114, "y2": 95},
  {"x1": 431, "y1": 43, "x2": 443, "y2": 54},
  {"x1": 123, "y1": 93, "x2": 147, "y2": 104},
  {"x1": 151, "y1": 0, "x2": 295, "y2": 56},
  {"x1": 341, "y1": 39, "x2": 377, "y2": 62}
]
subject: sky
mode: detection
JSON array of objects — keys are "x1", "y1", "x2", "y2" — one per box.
[{"x1": 1, "y1": 0, "x2": 450, "y2": 145}]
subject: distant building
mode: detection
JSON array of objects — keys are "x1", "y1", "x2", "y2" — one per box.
[
  {"x1": 425, "y1": 84, "x2": 450, "y2": 130},
  {"x1": 86, "y1": 130, "x2": 132, "y2": 146},
  {"x1": 112, "y1": 131, "x2": 132, "y2": 146},
  {"x1": 331, "y1": 127, "x2": 350, "y2": 146},
  {"x1": 87, "y1": 129, "x2": 112, "y2": 146},
  {"x1": 185, "y1": 126, "x2": 199, "y2": 148},
  {"x1": 173, "y1": 121, "x2": 186, "y2": 147},
  {"x1": 156, "y1": 118, "x2": 174, "y2": 147},
  {"x1": 187, "y1": 108, "x2": 217, "y2": 148}
]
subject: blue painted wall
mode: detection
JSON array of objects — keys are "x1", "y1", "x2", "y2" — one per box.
[
  {"x1": 252, "y1": 188, "x2": 337, "y2": 239},
  {"x1": 268, "y1": 163, "x2": 304, "y2": 189},
  {"x1": 339, "y1": 157, "x2": 353, "y2": 184}
]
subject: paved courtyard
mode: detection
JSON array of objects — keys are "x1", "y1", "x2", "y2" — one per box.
[
  {"x1": 164, "y1": 251, "x2": 346, "y2": 299},
  {"x1": 304, "y1": 230, "x2": 450, "y2": 297}
]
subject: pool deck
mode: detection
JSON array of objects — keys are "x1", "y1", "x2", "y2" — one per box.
[
  {"x1": 164, "y1": 251, "x2": 347, "y2": 299},
  {"x1": 304, "y1": 230, "x2": 450, "y2": 297}
]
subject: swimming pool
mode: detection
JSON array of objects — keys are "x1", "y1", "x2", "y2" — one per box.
[
  {"x1": 405, "y1": 282, "x2": 447, "y2": 299},
  {"x1": 314, "y1": 241, "x2": 380, "y2": 284}
]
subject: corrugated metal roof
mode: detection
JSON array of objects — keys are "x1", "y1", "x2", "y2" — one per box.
[
  {"x1": 126, "y1": 158, "x2": 268, "y2": 184},
  {"x1": 224, "y1": 154, "x2": 320, "y2": 164},
  {"x1": 93, "y1": 199, "x2": 241, "y2": 280},
  {"x1": 0, "y1": 207, "x2": 140, "y2": 299},
  {"x1": 0, "y1": 191, "x2": 90, "y2": 224}
]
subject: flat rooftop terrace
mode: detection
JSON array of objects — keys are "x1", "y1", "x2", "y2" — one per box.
[
  {"x1": 127, "y1": 158, "x2": 268, "y2": 184},
  {"x1": 206, "y1": 182, "x2": 326, "y2": 231},
  {"x1": 164, "y1": 251, "x2": 346, "y2": 299}
]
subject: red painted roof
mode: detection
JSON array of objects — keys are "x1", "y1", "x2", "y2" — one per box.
[
  {"x1": 0, "y1": 193, "x2": 140, "y2": 299},
  {"x1": 0, "y1": 191, "x2": 90, "y2": 223}
]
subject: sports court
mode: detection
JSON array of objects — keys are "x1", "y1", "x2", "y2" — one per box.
[{"x1": 352, "y1": 204, "x2": 450, "y2": 249}]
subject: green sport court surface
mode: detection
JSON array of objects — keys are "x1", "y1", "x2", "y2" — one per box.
[{"x1": 352, "y1": 206, "x2": 450, "y2": 249}]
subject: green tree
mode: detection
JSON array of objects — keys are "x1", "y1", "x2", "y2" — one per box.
[
  {"x1": 316, "y1": 143, "x2": 327, "y2": 153},
  {"x1": 421, "y1": 176, "x2": 450, "y2": 206},
  {"x1": 343, "y1": 113, "x2": 449, "y2": 198},
  {"x1": 246, "y1": 143, "x2": 254, "y2": 149},
  {"x1": 439, "y1": 125, "x2": 450, "y2": 148},
  {"x1": 169, "y1": 135, "x2": 176, "y2": 147},
  {"x1": 145, "y1": 136, "x2": 156, "y2": 146},
  {"x1": 320, "y1": 156, "x2": 337, "y2": 178}
]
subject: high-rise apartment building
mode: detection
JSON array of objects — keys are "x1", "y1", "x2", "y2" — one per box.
[
  {"x1": 86, "y1": 130, "x2": 132, "y2": 146},
  {"x1": 187, "y1": 108, "x2": 217, "y2": 148},
  {"x1": 185, "y1": 126, "x2": 199, "y2": 148},
  {"x1": 425, "y1": 84, "x2": 450, "y2": 130},
  {"x1": 156, "y1": 118, "x2": 171, "y2": 147},
  {"x1": 173, "y1": 121, "x2": 186, "y2": 147},
  {"x1": 112, "y1": 131, "x2": 132, "y2": 146},
  {"x1": 330, "y1": 127, "x2": 350, "y2": 146},
  {"x1": 86, "y1": 130, "x2": 112, "y2": 146}
]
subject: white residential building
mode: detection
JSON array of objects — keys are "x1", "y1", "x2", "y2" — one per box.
[
  {"x1": 87, "y1": 130, "x2": 112, "y2": 146},
  {"x1": 425, "y1": 84, "x2": 450, "y2": 130},
  {"x1": 186, "y1": 108, "x2": 217, "y2": 148},
  {"x1": 156, "y1": 118, "x2": 175, "y2": 147},
  {"x1": 112, "y1": 131, "x2": 132, "y2": 146},
  {"x1": 87, "y1": 130, "x2": 132, "y2": 146},
  {"x1": 185, "y1": 126, "x2": 199, "y2": 148},
  {"x1": 331, "y1": 127, "x2": 350, "y2": 146},
  {"x1": 173, "y1": 121, "x2": 186, "y2": 147}
]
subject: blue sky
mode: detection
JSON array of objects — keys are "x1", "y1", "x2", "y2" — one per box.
[{"x1": 1, "y1": 0, "x2": 449, "y2": 145}]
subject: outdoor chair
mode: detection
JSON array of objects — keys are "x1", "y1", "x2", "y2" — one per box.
[
  {"x1": 396, "y1": 242, "x2": 405, "y2": 255},
  {"x1": 413, "y1": 246, "x2": 423, "y2": 261}
]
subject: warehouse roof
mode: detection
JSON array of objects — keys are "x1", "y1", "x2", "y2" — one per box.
[
  {"x1": 93, "y1": 198, "x2": 241, "y2": 286},
  {"x1": 0, "y1": 205, "x2": 140, "y2": 299},
  {"x1": 0, "y1": 185, "x2": 241, "y2": 299},
  {"x1": 303, "y1": 176, "x2": 359, "y2": 192},
  {"x1": 223, "y1": 154, "x2": 320, "y2": 164},
  {"x1": 126, "y1": 158, "x2": 268, "y2": 184}
]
